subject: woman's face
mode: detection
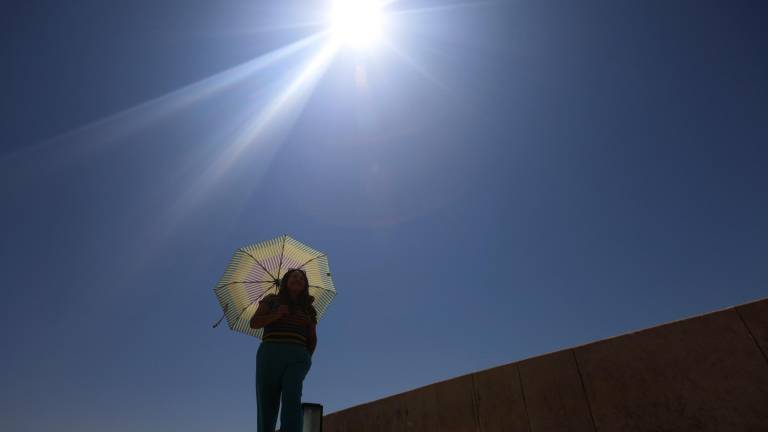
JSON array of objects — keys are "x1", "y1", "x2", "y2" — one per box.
[{"x1": 286, "y1": 271, "x2": 306, "y2": 297}]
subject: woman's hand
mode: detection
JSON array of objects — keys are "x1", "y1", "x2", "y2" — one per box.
[
  {"x1": 275, "y1": 305, "x2": 291, "y2": 317},
  {"x1": 249, "y1": 298, "x2": 289, "y2": 329}
]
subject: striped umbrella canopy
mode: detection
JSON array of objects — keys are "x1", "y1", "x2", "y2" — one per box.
[{"x1": 212, "y1": 234, "x2": 336, "y2": 338}]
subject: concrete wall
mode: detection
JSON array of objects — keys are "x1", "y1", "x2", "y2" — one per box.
[{"x1": 322, "y1": 297, "x2": 768, "y2": 431}]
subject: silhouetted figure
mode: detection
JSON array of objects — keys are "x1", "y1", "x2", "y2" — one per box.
[{"x1": 250, "y1": 268, "x2": 318, "y2": 432}]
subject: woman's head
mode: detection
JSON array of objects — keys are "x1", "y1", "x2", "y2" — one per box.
[
  {"x1": 277, "y1": 268, "x2": 317, "y2": 321},
  {"x1": 278, "y1": 268, "x2": 313, "y2": 309},
  {"x1": 281, "y1": 268, "x2": 308, "y2": 298}
]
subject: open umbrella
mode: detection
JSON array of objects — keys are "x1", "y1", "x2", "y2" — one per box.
[{"x1": 212, "y1": 234, "x2": 336, "y2": 338}]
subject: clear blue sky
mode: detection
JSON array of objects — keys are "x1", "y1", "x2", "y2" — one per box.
[{"x1": 2, "y1": 1, "x2": 767, "y2": 431}]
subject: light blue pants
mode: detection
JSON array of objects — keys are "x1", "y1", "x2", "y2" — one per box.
[{"x1": 256, "y1": 341, "x2": 312, "y2": 432}]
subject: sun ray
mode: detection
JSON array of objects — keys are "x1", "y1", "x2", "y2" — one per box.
[
  {"x1": 386, "y1": 0, "x2": 497, "y2": 17},
  {"x1": 164, "y1": 38, "x2": 339, "y2": 220},
  {"x1": 0, "y1": 32, "x2": 325, "y2": 167},
  {"x1": 226, "y1": 19, "x2": 329, "y2": 35},
  {"x1": 380, "y1": 38, "x2": 450, "y2": 92}
]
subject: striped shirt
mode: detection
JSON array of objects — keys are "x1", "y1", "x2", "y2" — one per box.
[{"x1": 259, "y1": 294, "x2": 316, "y2": 351}]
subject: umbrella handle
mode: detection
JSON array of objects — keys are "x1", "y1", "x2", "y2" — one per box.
[{"x1": 212, "y1": 304, "x2": 229, "y2": 328}]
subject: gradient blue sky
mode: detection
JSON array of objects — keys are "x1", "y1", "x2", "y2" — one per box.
[{"x1": 2, "y1": 1, "x2": 767, "y2": 431}]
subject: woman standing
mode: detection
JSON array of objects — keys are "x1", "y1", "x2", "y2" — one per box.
[{"x1": 250, "y1": 268, "x2": 318, "y2": 432}]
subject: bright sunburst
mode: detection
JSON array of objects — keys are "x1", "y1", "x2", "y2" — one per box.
[
  {"x1": 330, "y1": 0, "x2": 386, "y2": 48},
  {"x1": 39, "y1": 0, "x2": 486, "y2": 228}
]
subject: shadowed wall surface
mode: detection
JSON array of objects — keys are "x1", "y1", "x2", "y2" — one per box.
[{"x1": 320, "y1": 296, "x2": 768, "y2": 431}]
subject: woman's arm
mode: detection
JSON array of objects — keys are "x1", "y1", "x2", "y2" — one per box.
[
  {"x1": 307, "y1": 321, "x2": 317, "y2": 355},
  {"x1": 307, "y1": 303, "x2": 318, "y2": 355},
  {"x1": 249, "y1": 298, "x2": 282, "y2": 329}
]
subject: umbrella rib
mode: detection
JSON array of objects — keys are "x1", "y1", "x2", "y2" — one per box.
[
  {"x1": 276, "y1": 235, "x2": 287, "y2": 281},
  {"x1": 216, "y1": 280, "x2": 273, "y2": 289},
  {"x1": 228, "y1": 287, "x2": 284, "y2": 331},
  {"x1": 268, "y1": 284, "x2": 279, "y2": 296},
  {"x1": 235, "y1": 301, "x2": 255, "y2": 322},
  {"x1": 254, "y1": 285, "x2": 280, "y2": 306},
  {"x1": 298, "y1": 253, "x2": 326, "y2": 269},
  {"x1": 239, "y1": 248, "x2": 277, "y2": 280}
]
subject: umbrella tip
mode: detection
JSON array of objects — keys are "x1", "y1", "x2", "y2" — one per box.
[{"x1": 212, "y1": 304, "x2": 229, "y2": 328}]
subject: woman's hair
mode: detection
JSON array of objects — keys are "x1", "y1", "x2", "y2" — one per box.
[{"x1": 277, "y1": 268, "x2": 317, "y2": 322}]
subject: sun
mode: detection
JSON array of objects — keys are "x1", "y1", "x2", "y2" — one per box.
[{"x1": 330, "y1": 0, "x2": 385, "y2": 49}]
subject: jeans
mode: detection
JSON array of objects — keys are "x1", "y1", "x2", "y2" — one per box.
[{"x1": 256, "y1": 341, "x2": 312, "y2": 432}]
